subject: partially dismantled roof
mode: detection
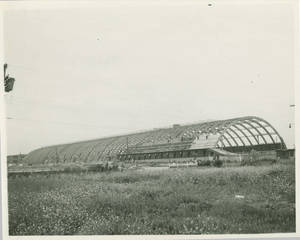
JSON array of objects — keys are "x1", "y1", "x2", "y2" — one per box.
[{"x1": 23, "y1": 116, "x2": 286, "y2": 164}]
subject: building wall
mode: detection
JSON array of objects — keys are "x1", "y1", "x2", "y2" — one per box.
[{"x1": 224, "y1": 143, "x2": 283, "y2": 153}]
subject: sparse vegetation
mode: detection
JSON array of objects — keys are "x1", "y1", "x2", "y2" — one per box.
[
  {"x1": 197, "y1": 159, "x2": 211, "y2": 167},
  {"x1": 212, "y1": 159, "x2": 223, "y2": 167},
  {"x1": 241, "y1": 150, "x2": 277, "y2": 166},
  {"x1": 8, "y1": 161, "x2": 295, "y2": 235}
]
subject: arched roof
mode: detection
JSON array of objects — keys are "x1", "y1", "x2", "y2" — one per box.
[
  {"x1": 24, "y1": 116, "x2": 286, "y2": 164},
  {"x1": 211, "y1": 116, "x2": 286, "y2": 149}
]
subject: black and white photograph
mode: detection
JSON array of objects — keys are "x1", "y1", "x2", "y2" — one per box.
[{"x1": 0, "y1": 0, "x2": 298, "y2": 239}]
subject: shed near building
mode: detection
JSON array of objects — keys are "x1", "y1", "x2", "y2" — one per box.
[{"x1": 276, "y1": 149, "x2": 295, "y2": 159}]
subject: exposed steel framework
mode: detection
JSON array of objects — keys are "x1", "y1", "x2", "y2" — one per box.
[
  {"x1": 23, "y1": 116, "x2": 286, "y2": 164},
  {"x1": 211, "y1": 116, "x2": 286, "y2": 149}
]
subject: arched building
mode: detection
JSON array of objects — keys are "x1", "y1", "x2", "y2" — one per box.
[{"x1": 24, "y1": 116, "x2": 286, "y2": 164}]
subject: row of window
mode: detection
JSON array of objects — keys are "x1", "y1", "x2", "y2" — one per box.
[
  {"x1": 117, "y1": 143, "x2": 283, "y2": 161},
  {"x1": 118, "y1": 149, "x2": 210, "y2": 161}
]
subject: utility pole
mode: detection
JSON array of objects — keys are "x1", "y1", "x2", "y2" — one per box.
[
  {"x1": 55, "y1": 147, "x2": 60, "y2": 164},
  {"x1": 289, "y1": 104, "x2": 295, "y2": 149},
  {"x1": 289, "y1": 104, "x2": 295, "y2": 128}
]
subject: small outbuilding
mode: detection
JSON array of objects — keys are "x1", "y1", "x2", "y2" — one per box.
[{"x1": 276, "y1": 149, "x2": 295, "y2": 160}]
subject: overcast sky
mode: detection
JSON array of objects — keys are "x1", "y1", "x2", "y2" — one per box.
[{"x1": 3, "y1": 1, "x2": 295, "y2": 155}]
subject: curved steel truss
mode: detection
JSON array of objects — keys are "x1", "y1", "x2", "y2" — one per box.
[
  {"x1": 175, "y1": 116, "x2": 286, "y2": 150},
  {"x1": 24, "y1": 116, "x2": 286, "y2": 164},
  {"x1": 212, "y1": 116, "x2": 286, "y2": 149}
]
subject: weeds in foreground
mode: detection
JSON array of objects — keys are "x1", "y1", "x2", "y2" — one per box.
[{"x1": 8, "y1": 163, "x2": 295, "y2": 235}]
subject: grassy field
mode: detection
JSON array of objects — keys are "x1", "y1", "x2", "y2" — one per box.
[{"x1": 8, "y1": 162, "x2": 295, "y2": 235}]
